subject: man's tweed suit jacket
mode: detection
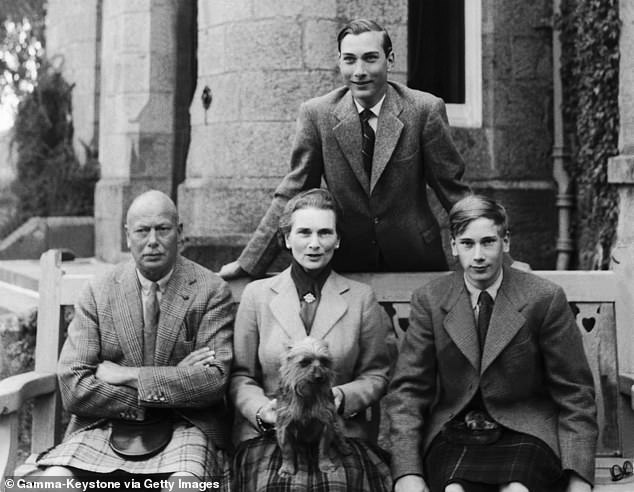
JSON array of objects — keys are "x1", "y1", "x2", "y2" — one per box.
[
  {"x1": 388, "y1": 265, "x2": 598, "y2": 485},
  {"x1": 57, "y1": 255, "x2": 235, "y2": 449},
  {"x1": 238, "y1": 82, "x2": 471, "y2": 275}
]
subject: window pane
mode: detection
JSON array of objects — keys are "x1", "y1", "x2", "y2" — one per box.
[{"x1": 408, "y1": 0, "x2": 465, "y2": 104}]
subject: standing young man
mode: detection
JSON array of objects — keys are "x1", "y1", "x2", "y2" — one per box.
[
  {"x1": 220, "y1": 18, "x2": 471, "y2": 278},
  {"x1": 388, "y1": 195, "x2": 597, "y2": 492}
]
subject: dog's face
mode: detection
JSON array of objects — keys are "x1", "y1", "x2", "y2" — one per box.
[{"x1": 279, "y1": 337, "x2": 334, "y2": 398}]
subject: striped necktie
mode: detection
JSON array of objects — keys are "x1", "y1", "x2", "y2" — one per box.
[
  {"x1": 360, "y1": 108, "x2": 375, "y2": 176},
  {"x1": 143, "y1": 282, "x2": 160, "y2": 364}
]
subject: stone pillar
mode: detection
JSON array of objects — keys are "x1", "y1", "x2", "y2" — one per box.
[
  {"x1": 95, "y1": 0, "x2": 184, "y2": 262},
  {"x1": 179, "y1": 0, "x2": 408, "y2": 270},
  {"x1": 46, "y1": 0, "x2": 101, "y2": 163},
  {"x1": 607, "y1": 0, "x2": 634, "y2": 375}
]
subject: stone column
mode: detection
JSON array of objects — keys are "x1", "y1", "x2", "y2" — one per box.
[
  {"x1": 95, "y1": 0, "x2": 182, "y2": 262},
  {"x1": 607, "y1": 0, "x2": 634, "y2": 374},
  {"x1": 179, "y1": 0, "x2": 408, "y2": 270},
  {"x1": 46, "y1": 0, "x2": 101, "y2": 162}
]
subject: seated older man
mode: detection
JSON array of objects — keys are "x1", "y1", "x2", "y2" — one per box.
[{"x1": 35, "y1": 190, "x2": 234, "y2": 490}]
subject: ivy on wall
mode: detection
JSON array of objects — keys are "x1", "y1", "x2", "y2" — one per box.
[
  {"x1": 557, "y1": 0, "x2": 620, "y2": 270},
  {"x1": 4, "y1": 60, "x2": 99, "y2": 236}
]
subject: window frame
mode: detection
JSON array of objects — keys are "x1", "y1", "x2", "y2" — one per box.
[{"x1": 445, "y1": 0, "x2": 482, "y2": 128}]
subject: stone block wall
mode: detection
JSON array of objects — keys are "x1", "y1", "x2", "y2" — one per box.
[{"x1": 46, "y1": 0, "x2": 101, "y2": 163}]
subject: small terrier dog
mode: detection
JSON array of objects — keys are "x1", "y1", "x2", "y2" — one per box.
[{"x1": 276, "y1": 337, "x2": 351, "y2": 477}]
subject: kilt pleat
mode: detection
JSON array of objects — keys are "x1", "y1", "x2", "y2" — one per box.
[
  {"x1": 36, "y1": 421, "x2": 231, "y2": 491},
  {"x1": 424, "y1": 428, "x2": 566, "y2": 492},
  {"x1": 233, "y1": 433, "x2": 392, "y2": 492}
]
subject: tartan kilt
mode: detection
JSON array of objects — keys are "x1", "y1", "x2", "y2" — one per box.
[
  {"x1": 424, "y1": 427, "x2": 566, "y2": 492},
  {"x1": 232, "y1": 433, "x2": 392, "y2": 492},
  {"x1": 36, "y1": 420, "x2": 231, "y2": 491}
]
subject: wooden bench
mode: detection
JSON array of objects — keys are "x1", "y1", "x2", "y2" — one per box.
[{"x1": 1, "y1": 249, "x2": 633, "y2": 490}]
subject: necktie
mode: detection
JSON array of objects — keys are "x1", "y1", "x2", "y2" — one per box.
[
  {"x1": 299, "y1": 292, "x2": 318, "y2": 335},
  {"x1": 143, "y1": 282, "x2": 159, "y2": 364},
  {"x1": 360, "y1": 109, "x2": 375, "y2": 176},
  {"x1": 477, "y1": 290, "x2": 493, "y2": 349}
]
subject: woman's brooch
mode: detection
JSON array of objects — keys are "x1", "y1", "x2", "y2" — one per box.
[{"x1": 302, "y1": 292, "x2": 316, "y2": 304}]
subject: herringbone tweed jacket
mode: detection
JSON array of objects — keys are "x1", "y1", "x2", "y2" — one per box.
[{"x1": 57, "y1": 256, "x2": 235, "y2": 449}]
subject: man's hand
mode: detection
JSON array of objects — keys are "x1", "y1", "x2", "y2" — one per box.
[
  {"x1": 178, "y1": 347, "x2": 216, "y2": 367},
  {"x1": 394, "y1": 475, "x2": 429, "y2": 492},
  {"x1": 218, "y1": 260, "x2": 247, "y2": 280},
  {"x1": 96, "y1": 360, "x2": 139, "y2": 388},
  {"x1": 566, "y1": 473, "x2": 591, "y2": 492}
]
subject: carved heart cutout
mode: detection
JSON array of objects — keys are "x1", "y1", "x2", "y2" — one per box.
[{"x1": 582, "y1": 317, "x2": 596, "y2": 332}]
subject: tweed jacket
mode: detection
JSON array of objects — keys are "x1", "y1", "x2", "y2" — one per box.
[
  {"x1": 237, "y1": 82, "x2": 471, "y2": 275},
  {"x1": 387, "y1": 265, "x2": 598, "y2": 484},
  {"x1": 57, "y1": 256, "x2": 235, "y2": 449},
  {"x1": 230, "y1": 268, "x2": 390, "y2": 444}
]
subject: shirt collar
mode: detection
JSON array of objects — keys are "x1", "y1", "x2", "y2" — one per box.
[
  {"x1": 136, "y1": 268, "x2": 174, "y2": 295},
  {"x1": 353, "y1": 94, "x2": 386, "y2": 117},
  {"x1": 464, "y1": 269, "x2": 504, "y2": 309}
]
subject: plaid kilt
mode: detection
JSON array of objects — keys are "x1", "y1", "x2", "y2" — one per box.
[
  {"x1": 424, "y1": 427, "x2": 566, "y2": 492},
  {"x1": 36, "y1": 420, "x2": 231, "y2": 491},
  {"x1": 233, "y1": 433, "x2": 392, "y2": 492}
]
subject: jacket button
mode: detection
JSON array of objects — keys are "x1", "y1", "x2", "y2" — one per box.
[
  {"x1": 159, "y1": 396, "x2": 166, "y2": 402},
  {"x1": 373, "y1": 217, "x2": 379, "y2": 224}
]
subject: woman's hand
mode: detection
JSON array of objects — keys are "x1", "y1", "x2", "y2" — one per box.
[
  {"x1": 394, "y1": 475, "x2": 429, "y2": 492},
  {"x1": 332, "y1": 387, "x2": 344, "y2": 412},
  {"x1": 257, "y1": 398, "x2": 278, "y2": 425}
]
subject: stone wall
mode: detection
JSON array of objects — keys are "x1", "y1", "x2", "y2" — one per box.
[{"x1": 46, "y1": 0, "x2": 101, "y2": 163}]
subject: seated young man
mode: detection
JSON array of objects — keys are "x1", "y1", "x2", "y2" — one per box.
[
  {"x1": 387, "y1": 195, "x2": 598, "y2": 492},
  {"x1": 35, "y1": 191, "x2": 234, "y2": 491}
]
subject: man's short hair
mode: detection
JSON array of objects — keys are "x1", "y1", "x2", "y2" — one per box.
[
  {"x1": 449, "y1": 195, "x2": 509, "y2": 238},
  {"x1": 337, "y1": 18, "x2": 393, "y2": 57}
]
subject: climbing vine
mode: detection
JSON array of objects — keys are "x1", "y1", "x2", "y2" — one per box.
[{"x1": 557, "y1": 0, "x2": 620, "y2": 269}]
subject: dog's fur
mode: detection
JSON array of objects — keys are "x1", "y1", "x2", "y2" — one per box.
[{"x1": 276, "y1": 337, "x2": 351, "y2": 477}]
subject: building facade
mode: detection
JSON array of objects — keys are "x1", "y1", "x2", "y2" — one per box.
[{"x1": 45, "y1": 0, "x2": 601, "y2": 270}]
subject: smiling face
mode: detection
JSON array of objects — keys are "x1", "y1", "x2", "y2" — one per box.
[
  {"x1": 451, "y1": 217, "x2": 510, "y2": 290},
  {"x1": 284, "y1": 207, "x2": 340, "y2": 272},
  {"x1": 125, "y1": 192, "x2": 182, "y2": 281},
  {"x1": 338, "y1": 30, "x2": 394, "y2": 108}
]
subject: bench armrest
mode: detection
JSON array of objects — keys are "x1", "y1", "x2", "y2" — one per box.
[
  {"x1": 0, "y1": 372, "x2": 57, "y2": 416},
  {"x1": 618, "y1": 372, "x2": 634, "y2": 410}
]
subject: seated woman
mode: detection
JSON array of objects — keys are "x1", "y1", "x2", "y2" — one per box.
[{"x1": 230, "y1": 188, "x2": 392, "y2": 492}]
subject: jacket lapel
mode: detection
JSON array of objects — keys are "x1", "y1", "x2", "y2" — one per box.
[
  {"x1": 269, "y1": 269, "x2": 308, "y2": 341},
  {"x1": 310, "y1": 272, "x2": 348, "y2": 340},
  {"x1": 333, "y1": 94, "x2": 370, "y2": 194},
  {"x1": 111, "y1": 262, "x2": 144, "y2": 366},
  {"x1": 154, "y1": 258, "x2": 196, "y2": 366},
  {"x1": 442, "y1": 273, "x2": 480, "y2": 370},
  {"x1": 371, "y1": 85, "x2": 404, "y2": 193},
  {"x1": 481, "y1": 267, "x2": 527, "y2": 374}
]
